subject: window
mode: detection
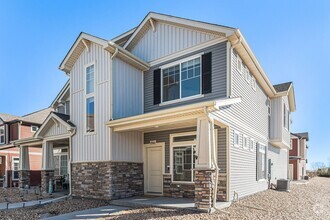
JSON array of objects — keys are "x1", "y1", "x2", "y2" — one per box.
[
  {"x1": 171, "y1": 132, "x2": 197, "y2": 183},
  {"x1": 57, "y1": 104, "x2": 65, "y2": 114},
  {"x1": 85, "y1": 64, "x2": 95, "y2": 133},
  {"x1": 234, "y1": 131, "x2": 240, "y2": 147},
  {"x1": 283, "y1": 104, "x2": 288, "y2": 130},
  {"x1": 12, "y1": 157, "x2": 19, "y2": 180},
  {"x1": 251, "y1": 76, "x2": 256, "y2": 91},
  {"x1": 237, "y1": 55, "x2": 243, "y2": 74},
  {"x1": 249, "y1": 139, "x2": 254, "y2": 152},
  {"x1": 65, "y1": 101, "x2": 70, "y2": 115},
  {"x1": 31, "y1": 126, "x2": 38, "y2": 132},
  {"x1": 288, "y1": 110, "x2": 290, "y2": 131},
  {"x1": 243, "y1": 135, "x2": 248, "y2": 149},
  {"x1": 245, "y1": 67, "x2": 251, "y2": 83},
  {"x1": 162, "y1": 57, "x2": 201, "y2": 102},
  {"x1": 0, "y1": 126, "x2": 4, "y2": 144},
  {"x1": 54, "y1": 154, "x2": 68, "y2": 176},
  {"x1": 257, "y1": 144, "x2": 266, "y2": 180}
]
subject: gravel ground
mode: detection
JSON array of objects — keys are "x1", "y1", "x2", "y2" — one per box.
[
  {"x1": 0, "y1": 187, "x2": 62, "y2": 203},
  {"x1": 107, "y1": 177, "x2": 330, "y2": 220},
  {"x1": 0, "y1": 198, "x2": 109, "y2": 220}
]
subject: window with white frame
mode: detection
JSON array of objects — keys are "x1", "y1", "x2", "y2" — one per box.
[
  {"x1": 245, "y1": 67, "x2": 251, "y2": 83},
  {"x1": 31, "y1": 126, "x2": 38, "y2": 132},
  {"x1": 249, "y1": 139, "x2": 254, "y2": 151},
  {"x1": 57, "y1": 104, "x2": 65, "y2": 114},
  {"x1": 0, "y1": 126, "x2": 4, "y2": 144},
  {"x1": 237, "y1": 55, "x2": 243, "y2": 74},
  {"x1": 12, "y1": 157, "x2": 19, "y2": 180},
  {"x1": 243, "y1": 135, "x2": 248, "y2": 149},
  {"x1": 171, "y1": 133, "x2": 197, "y2": 182},
  {"x1": 54, "y1": 151, "x2": 68, "y2": 176},
  {"x1": 85, "y1": 64, "x2": 95, "y2": 133},
  {"x1": 256, "y1": 143, "x2": 266, "y2": 180},
  {"x1": 283, "y1": 103, "x2": 288, "y2": 130},
  {"x1": 162, "y1": 56, "x2": 201, "y2": 102},
  {"x1": 234, "y1": 131, "x2": 240, "y2": 147},
  {"x1": 251, "y1": 76, "x2": 256, "y2": 91}
]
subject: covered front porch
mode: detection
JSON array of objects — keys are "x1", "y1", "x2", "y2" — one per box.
[
  {"x1": 13, "y1": 112, "x2": 75, "y2": 194},
  {"x1": 107, "y1": 98, "x2": 240, "y2": 212}
]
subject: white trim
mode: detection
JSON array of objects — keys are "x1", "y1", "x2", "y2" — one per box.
[
  {"x1": 31, "y1": 125, "x2": 38, "y2": 133},
  {"x1": 251, "y1": 76, "x2": 257, "y2": 91},
  {"x1": 234, "y1": 130, "x2": 240, "y2": 148},
  {"x1": 159, "y1": 53, "x2": 204, "y2": 69},
  {"x1": 149, "y1": 38, "x2": 227, "y2": 67},
  {"x1": 84, "y1": 62, "x2": 96, "y2": 135},
  {"x1": 242, "y1": 135, "x2": 248, "y2": 150},
  {"x1": 249, "y1": 138, "x2": 255, "y2": 152},
  {"x1": 143, "y1": 142, "x2": 165, "y2": 196},
  {"x1": 0, "y1": 150, "x2": 42, "y2": 156},
  {"x1": 236, "y1": 54, "x2": 243, "y2": 75},
  {"x1": 159, "y1": 94, "x2": 204, "y2": 106},
  {"x1": 11, "y1": 156, "x2": 19, "y2": 180},
  {"x1": 0, "y1": 125, "x2": 5, "y2": 144}
]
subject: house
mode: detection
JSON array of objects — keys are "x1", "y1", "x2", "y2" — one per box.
[
  {"x1": 0, "y1": 108, "x2": 52, "y2": 188},
  {"x1": 289, "y1": 132, "x2": 309, "y2": 180},
  {"x1": 15, "y1": 12, "x2": 296, "y2": 212}
]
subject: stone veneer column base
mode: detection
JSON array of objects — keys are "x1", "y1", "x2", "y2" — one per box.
[
  {"x1": 194, "y1": 169, "x2": 215, "y2": 213},
  {"x1": 18, "y1": 170, "x2": 30, "y2": 189},
  {"x1": 217, "y1": 173, "x2": 227, "y2": 202},
  {"x1": 163, "y1": 174, "x2": 195, "y2": 198},
  {"x1": 71, "y1": 161, "x2": 143, "y2": 200},
  {"x1": 41, "y1": 170, "x2": 54, "y2": 193}
]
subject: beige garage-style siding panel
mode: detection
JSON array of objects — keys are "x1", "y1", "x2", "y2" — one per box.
[
  {"x1": 268, "y1": 144, "x2": 288, "y2": 184},
  {"x1": 130, "y1": 21, "x2": 220, "y2": 62},
  {"x1": 70, "y1": 42, "x2": 111, "y2": 162}
]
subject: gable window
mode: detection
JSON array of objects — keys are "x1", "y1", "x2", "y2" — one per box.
[
  {"x1": 162, "y1": 57, "x2": 201, "y2": 102},
  {"x1": 245, "y1": 67, "x2": 251, "y2": 83},
  {"x1": 237, "y1": 55, "x2": 243, "y2": 74},
  {"x1": 234, "y1": 131, "x2": 240, "y2": 147},
  {"x1": 12, "y1": 157, "x2": 19, "y2": 180},
  {"x1": 0, "y1": 126, "x2": 4, "y2": 144},
  {"x1": 171, "y1": 132, "x2": 197, "y2": 183},
  {"x1": 256, "y1": 143, "x2": 266, "y2": 180},
  {"x1": 85, "y1": 64, "x2": 95, "y2": 133},
  {"x1": 251, "y1": 76, "x2": 256, "y2": 91},
  {"x1": 31, "y1": 126, "x2": 38, "y2": 132}
]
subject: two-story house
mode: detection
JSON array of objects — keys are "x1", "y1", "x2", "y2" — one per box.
[
  {"x1": 289, "y1": 132, "x2": 309, "y2": 180},
  {"x1": 0, "y1": 108, "x2": 51, "y2": 187},
  {"x1": 15, "y1": 12, "x2": 296, "y2": 212}
]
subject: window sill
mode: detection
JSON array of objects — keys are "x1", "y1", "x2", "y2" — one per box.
[
  {"x1": 160, "y1": 94, "x2": 204, "y2": 106},
  {"x1": 258, "y1": 179, "x2": 267, "y2": 182},
  {"x1": 84, "y1": 131, "x2": 96, "y2": 136},
  {"x1": 171, "y1": 181, "x2": 195, "y2": 185}
]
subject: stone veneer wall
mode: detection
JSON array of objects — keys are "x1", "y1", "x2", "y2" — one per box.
[
  {"x1": 217, "y1": 173, "x2": 227, "y2": 201},
  {"x1": 41, "y1": 170, "x2": 54, "y2": 193},
  {"x1": 71, "y1": 161, "x2": 143, "y2": 200},
  {"x1": 18, "y1": 170, "x2": 30, "y2": 188},
  {"x1": 163, "y1": 175, "x2": 195, "y2": 198}
]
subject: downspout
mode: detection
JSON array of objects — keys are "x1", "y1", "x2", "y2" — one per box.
[{"x1": 68, "y1": 127, "x2": 76, "y2": 196}]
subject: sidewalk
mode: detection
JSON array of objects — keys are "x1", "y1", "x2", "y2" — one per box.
[
  {"x1": 0, "y1": 196, "x2": 68, "y2": 210},
  {"x1": 43, "y1": 205, "x2": 129, "y2": 220}
]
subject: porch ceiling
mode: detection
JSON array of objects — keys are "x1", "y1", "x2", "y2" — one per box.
[{"x1": 107, "y1": 97, "x2": 241, "y2": 132}]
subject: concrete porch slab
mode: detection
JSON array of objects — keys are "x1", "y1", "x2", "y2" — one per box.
[{"x1": 110, "y1": 196, "x2": 231, "y2": 211}]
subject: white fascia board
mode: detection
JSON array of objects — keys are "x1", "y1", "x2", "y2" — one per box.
[
  {"x1": 50, "y1": 81, "x2": 70, "y2": 108},
  {"x1": 111, "y1": 27, "x2": 137, "y2": 43}
]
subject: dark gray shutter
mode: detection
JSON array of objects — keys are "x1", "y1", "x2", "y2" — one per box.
[
  {"x1": 153, "y1": 69, "x2": 161, "y2": 105},
  {"x1": 202, "y1": 52, "x2": 212, "y2": 94}
]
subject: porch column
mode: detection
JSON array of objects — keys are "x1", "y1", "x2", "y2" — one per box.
[
  {"x1": 18, "y1": 146, "x2": 30, "y2": 188},
  {"x1": 41, "y1": 141, "x2": 54, "y2": 193},
  {"x1": 195, "y1": 116, "x2": 215, "y2": 213}
]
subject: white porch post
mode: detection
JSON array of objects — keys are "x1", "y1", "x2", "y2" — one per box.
[
  {"x1": 195, "y1": 116, "x2": 215, "y2": 212},
  {"x1": 41, "y1": 141, "x2": 54, "y2": 193},
  {"x1": 18, "y1": 146, "x2": 30, "y2": 188}
]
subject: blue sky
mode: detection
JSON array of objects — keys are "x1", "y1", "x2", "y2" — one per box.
[{"x1": 0, "y1": 0, "x2": 329, "y2": 168}]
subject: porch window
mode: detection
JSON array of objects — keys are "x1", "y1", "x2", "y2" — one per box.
[
  {"x1": 54, "y1": 154, "x2": 68, "y2": 176},
  {"x1": 12, "y1": 157, "x2": 19, "y2": 180},
  {"x1": 85, "y1": 64, "x2": 95, "y2": 133},
  {"x1": 173, "y1": 145, "x2": 196, "y2": 182},
  {"x1": 256, "y1": 143, "x2": 266, "y2": 180},
  {"x1": 162, "y1": 57, "x2": 201, "y2": 102},
  {"x1": 0, "y1": 126, "x2": 4, "y2": 144}
]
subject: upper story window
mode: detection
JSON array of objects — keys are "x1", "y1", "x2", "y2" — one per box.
[
  {"x1": 85, "y1": 64, "x2": 95, "y2": 133},
  {"x1": 162, "y1": 57, "x2": 201, "y2": 102},
  {"x1": 251, "y1": 77, "x2": 256, "y2": 91},
  {"x1": 31, "y1": 126, "x2": 38, "y2": 132},
  {"x1": 237, "y1": 55, "x2": 243, "y2": 74},
  {"x1": 0, "y1": 126, "x2": 4, "y2": 144},
  {"x1": 245, "y1": 67, "x2": 251, "y2": 83},
  {"x1": 234, "y1": 131, "x2": 240, "y2": 147},
  {"x1": 283, "y1": 103, "x2": 289, "y2": 130}
]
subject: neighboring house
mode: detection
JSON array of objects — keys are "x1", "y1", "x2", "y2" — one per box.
[
  {"x1": 0, "y1": 108, "x2": 52, "y2": 187},
  {"x1": 289, "y1": 132, "x2": 309, "y2": 180},
  {"x1": 15, "y1": 12, "x2": 296, "y2": 212}
]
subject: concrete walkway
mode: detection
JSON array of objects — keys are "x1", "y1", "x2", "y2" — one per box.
[
  {"x1": 43, "y1": 205, "x2": 129, "y2": 220},
  {"x1": 0, "y1": 196, "x2": 68, "y2": 210}
]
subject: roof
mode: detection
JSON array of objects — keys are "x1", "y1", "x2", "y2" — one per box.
[
  {"x1": 273, "y1": 82, "x2": 293, "y2": 93},
  {"x1": 52, "y1": 112, "x2": 75, "y2": 127},
  {"x1": 0, "y1": 113, "x2": 19, "y2": 123},
  {"x1": 50, "y1": 80, "x2": 70, "y2": 108},
  {"x1": 292, "y1": 132, "x2": 309, "y2": 141},
  {"x1": 19, "y1": 108, "x2": 53, "y2": 124}
]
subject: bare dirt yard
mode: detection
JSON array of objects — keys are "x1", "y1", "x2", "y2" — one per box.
[{"x1": 108, "y1": 176, "x2": 330, "y2": 220}]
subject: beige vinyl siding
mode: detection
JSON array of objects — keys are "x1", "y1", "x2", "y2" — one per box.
[
  {"x1": 268, "y1": 144, "x2": 288, "y2": 184},
  {"x1": 144, "y1": 42, "x2": 227, "y2": 113},
  {"x1": 70, "y1": 42, "x2": 111, "y2": 162},
  {"x1": 112, "y1": 58, "x2": 143, "y2": 119},
  {"x1": 144, "y1": 126, "x2": 227, "y2": 174},
  {"x1": 43, "y1": 123, "x2": 68, "y2": 138},
  {"x1": 211, "y1": 49, "x2": 269, "y2": 200},
  {"x1": 130, "y1": 21, "x2": 219, "y2": 62},
  {"x1": 110, "y1": 130, "x2": 143, "y2": 162},
  {"x1": 270, "y1": 97, "x2": 282, "y2": 141}
]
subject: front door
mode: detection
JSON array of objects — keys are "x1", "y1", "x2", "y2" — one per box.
[{"x1": 146, "y1": 146, "x2": 163, "y2": 195}]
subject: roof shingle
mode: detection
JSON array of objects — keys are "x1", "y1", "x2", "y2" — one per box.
[{"x1": 273, "y1": 82, "x2": 292, "y2": 93}]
